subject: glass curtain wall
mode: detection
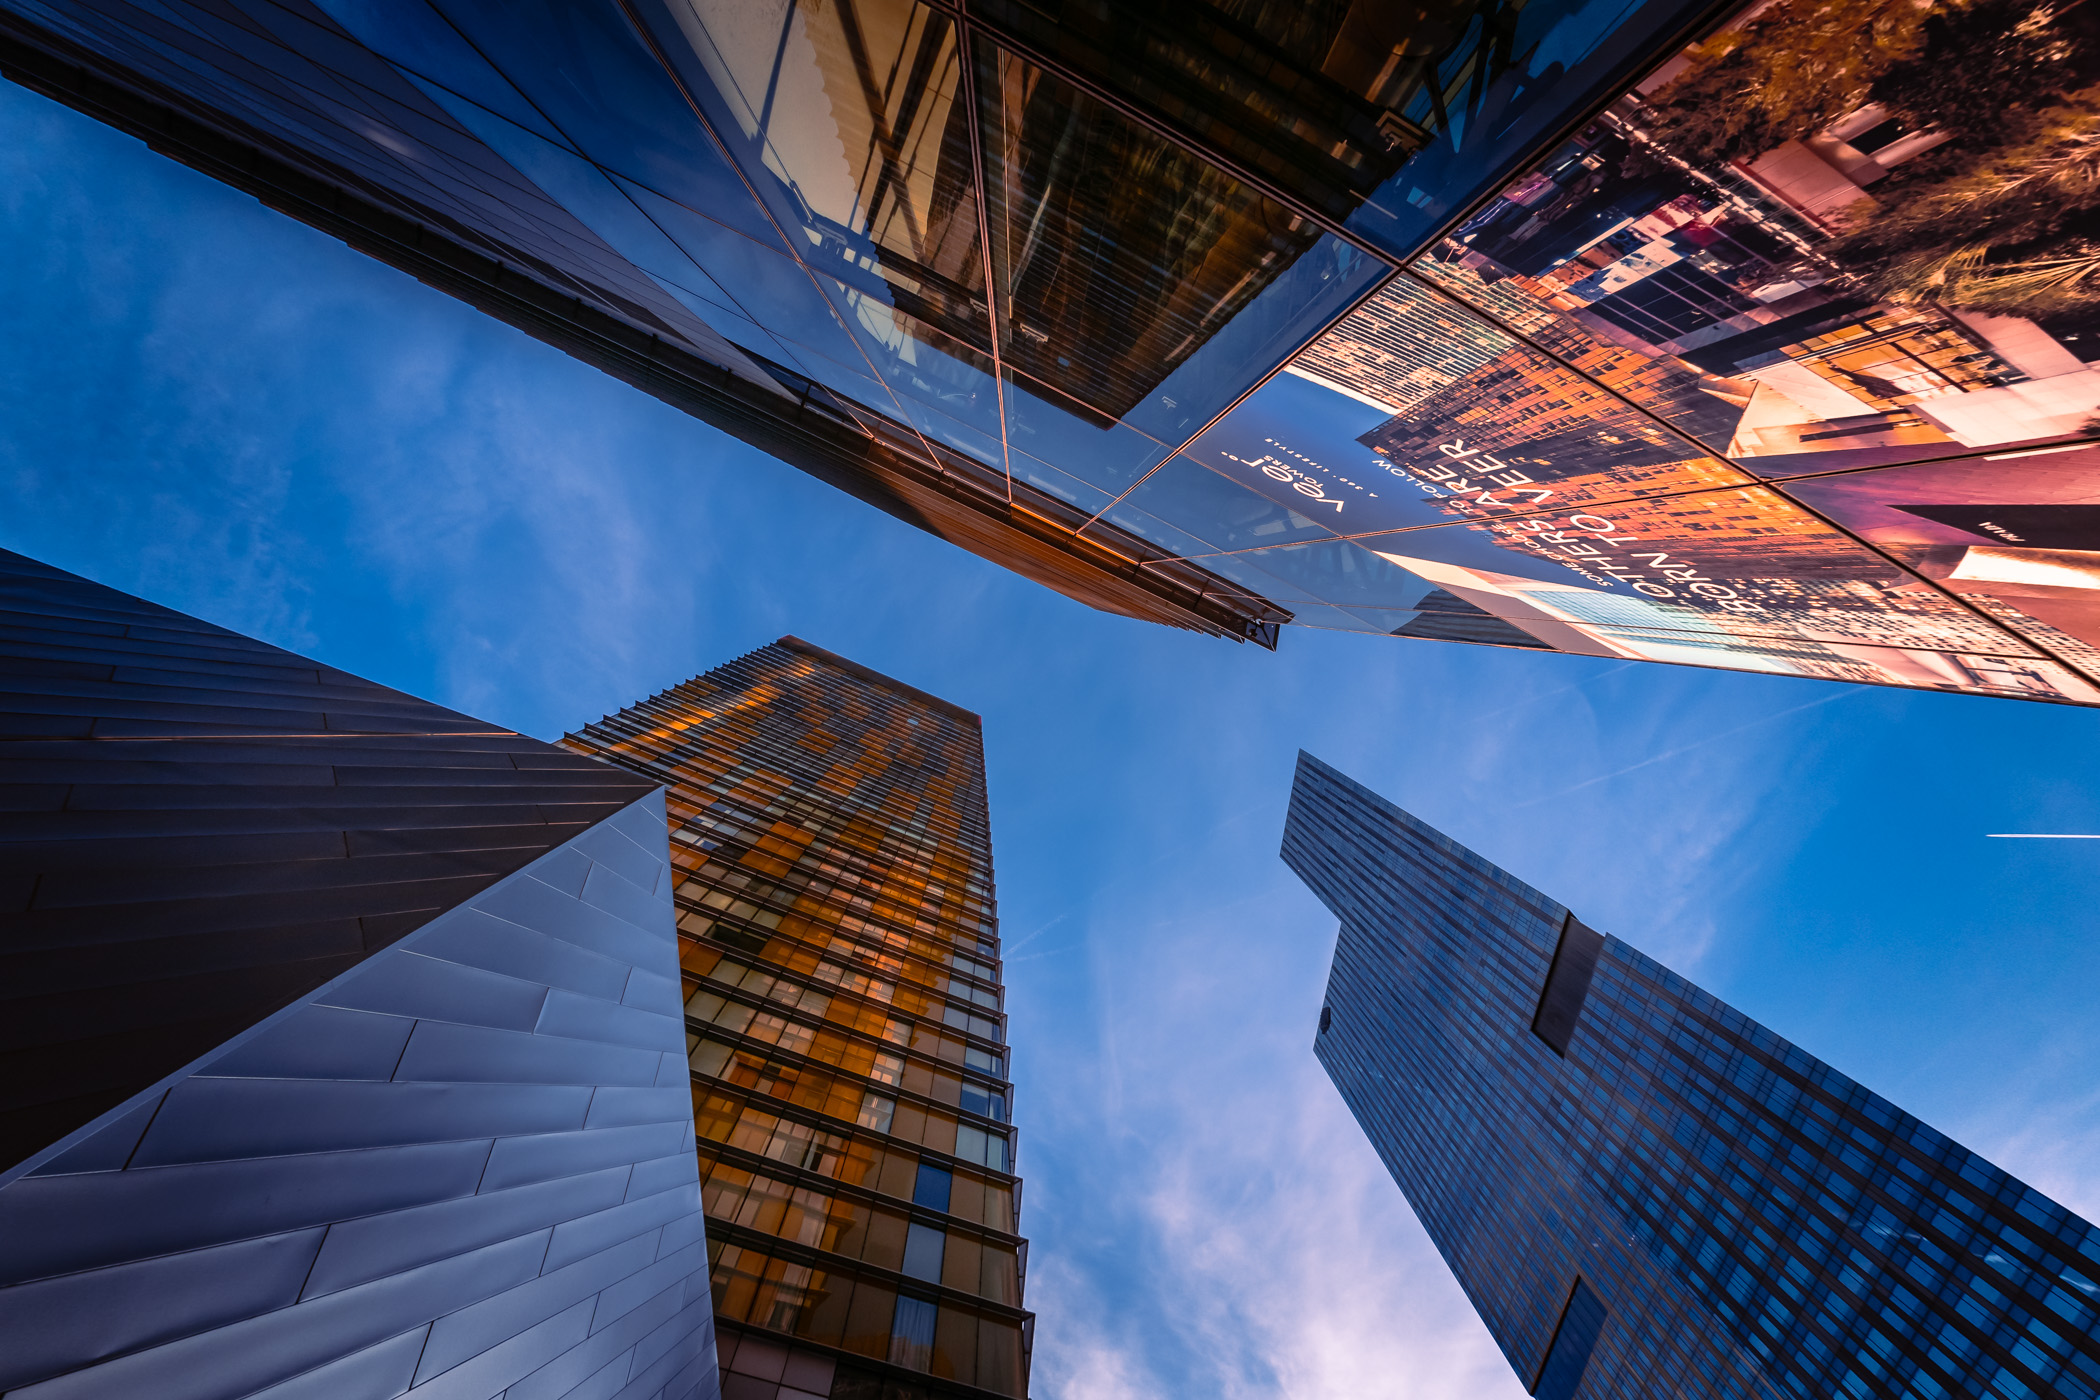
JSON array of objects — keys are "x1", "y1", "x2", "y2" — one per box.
[
  {"x1": 8, "y1": 0, "x2": 2099, "y2": 699},
  {"x1": 562, "y1": 638, "x2": 1028, "y2": 1400}
]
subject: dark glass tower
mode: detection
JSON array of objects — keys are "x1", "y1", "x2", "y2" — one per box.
[
  {"x1": 1283, "y1": 751, "x2": 2100, "y2": 1400},
  {"x1": 561, "y1": 639, "x2": 1029, "y2": 1400},
  {"x1": 0, "y1": 547, "x2": 721, "y2": 1400}
]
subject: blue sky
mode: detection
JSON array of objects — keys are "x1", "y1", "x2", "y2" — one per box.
[{"x1": 8, "y1": 77, "x2": 2100, "y2": 1400}]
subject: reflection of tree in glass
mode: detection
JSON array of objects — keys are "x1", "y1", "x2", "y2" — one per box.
[
  {"x1": 1639, "y1": 0, "x2": 1929, "y2": 166},
  {"x1": 1641, "y1": 0, "x2": 2100, "y2": 316},
  {"x1": 1833, "y1": 98, "x2": 2100, "y2": 314}
]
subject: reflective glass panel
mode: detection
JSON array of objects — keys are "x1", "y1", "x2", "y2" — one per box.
[
  {"x1": 1408, "y1": 0, "x2": 2100, "y2": 476},
  {"x1": 1336, "y1": 0, "x2": 1722, "y2": 258},
  {"x1": 1340, "y1": 489, "x2": 2100, "y2": 700},
  {"x1": 976, "y1": 40, "x2": 1367, "y2": 430},
  {"x1": 1777, "y1": 447, "x2": 2100, "y2": 669}
]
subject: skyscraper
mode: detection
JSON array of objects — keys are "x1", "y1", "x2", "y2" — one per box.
[
  {"x1": 17, "y1": 0, "x2": 2097, "y2": 702},
  {"x1": 1282, "y1": 751, "x2": 2100, "y2": 1400},
  {"x1": 0, "y1": 547, "x2": 722, "y2": 1400},
  {"x1": 561, "y1": 639, "x2": 1028, "y2": 1400}
]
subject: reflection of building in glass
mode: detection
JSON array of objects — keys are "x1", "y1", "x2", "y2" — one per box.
[
  {"x1": 1285, "y1": 752, "x2": 2100, "y2": 1400},
  {"x1": 562, "y1": 639, "x2": 1030, "y2": 1400},
  {"x1": 1289, "y1": 276, "x2": 1514, "y2": 412},
  {"x1": 1357, "y1": 343, "x2": 1742, "y2": 509},
  {"x1": 1371, "y1": 548, "x2": 2100, "y2": 699},
  {"x1": 982, "y1": 51, "x2": 1326, "y2": 420},
  {"x1": 0, "y1": 549, "x2": 721, "y2": 1400},
  {"x1": 7, "y1": 0, "x2": 2098, "y2": 698},
  {"x1": 1415, "y1": 69, "x2": 2100, "y2": 461}
]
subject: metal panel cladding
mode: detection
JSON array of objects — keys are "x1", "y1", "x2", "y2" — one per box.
[
  {"x1": 563, "y1": 638, "x2": 1030, "y2": 1400},
  {"x1": 1282, "y1": 750, "x2": 2100, "y2": 1400},
  {"x1": 0, "y1": 548, "x2": 718, "y2": 1400}
]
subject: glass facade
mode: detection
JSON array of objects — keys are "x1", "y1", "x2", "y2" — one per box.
[
  {"x1": 1283, "y1": 751, "x2": 2100, "y2": 1400},
  {"x1": 562, "y1": 637, "x2": 1028, "y2": 1400},
  {"x1": 5, "y1": 0, "x2": 2098, "y2": 694}
]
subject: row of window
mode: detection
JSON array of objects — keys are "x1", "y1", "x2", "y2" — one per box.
[
  {"x1": 677, "y1": 809, "x2": 994, "y2": 911},
  {"x1": 674, "y1": 875, "x2": 997, "y2": 975},
  {"x1": 647, "y1": 729, "x2": 991, "y2": 855},
  {"x1": 710, "y1": 1241, "x2": 1027, "y2": 1397},
  {"x1": 675, "y1": 852, "x2": 1003, "y2": 984},
  {"x1": 696, "y1": 1091, "x2": 1016, "y2": 1232},
  {"x1": 679, "y1": 924, "x2": 1006, "y2": 1053},
  {"x1": 673, "y1": 825, "x2": 995, "y2": 931},
  {"x1": 677, "y1": 897, "x2": 1001, "y2": 1013},
  {"x1": 679, "y1": 935, "x2": 1004, "y2": 1076},
  {"x1": 685, "y1": 980, "x2": 1009, "y2": 1121},
  {"x1": 693, "y1": 1038, "x2": 1013, "y2": 1173},
  {"x1": 611, "y1": 744, "x2": 988, "y2": 877},
  {"x1": 702, "y1": 1157, "x2": 1021, "y2": 1304},
  {"x1": 671, "y1": 837, "x2": 998, "y2": 964}
]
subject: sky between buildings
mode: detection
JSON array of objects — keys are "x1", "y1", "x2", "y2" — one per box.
[{"x1": 6, "y1": 76, "x2": 2100, "y2": 1400}]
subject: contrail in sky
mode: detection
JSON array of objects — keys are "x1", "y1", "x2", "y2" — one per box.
[{"x1": 1986, "y1": 833, "x2": 2100, "y2": 838}]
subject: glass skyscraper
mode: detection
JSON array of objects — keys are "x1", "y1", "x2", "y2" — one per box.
[
  {"x1": 562, "y1": 638, "x2": 1028, "y2": 1400},
  {"x1": 1283, "y1": 752, "x2": 2100, "y2": 1400},
  {"x1": 7, "y1": 0, "x2": 2098, "y2": 701}
]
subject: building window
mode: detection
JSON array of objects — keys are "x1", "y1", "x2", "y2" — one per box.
[
  {"x1": 902, "y1": 1223, "x2": 947, "y2": 1283},
  {"x1": 957, "y1": 1123, "x2": 1010, "y2": 1172},
  {"x1": 961, "y1": 1082, "x2": 1007, "y2": 1122},
  {"x1": 859, "y1": 1093, "x2": 897, "y2": 1133},
  {"x1": 914, "y1": 1162, "x2": 954, "y2": 1212},
  {"x1": 890, "y1": 1294, "x2": 939, "y2": 1370},
  {"x1": 965, "y1": 1045, "x2": 1003, "y2": 1076}
]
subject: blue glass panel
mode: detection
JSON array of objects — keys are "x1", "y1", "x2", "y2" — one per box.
[
  {"x1": 888, "y1": 1294, "x2": 938, "y2": 1370},
  {"x1": 305, "y1": 0, "x2": 572, "y2": 145},
  {"x1": 900, "y1": 1223, "x2": 945, "y2": 1284},
  {"x1": 1119, "y1": 236, "x2": 1387, "y2": 446},
  {"x1": 614, "y1": 177, "x2": 868, "y2": 369},
  {"x1": 1003, "y1": 391, "x2": 1172, "y2": 501},
  {"x1": 1176, "y1": 371, "x2": 1446, "y2": 539},
  {"x1": 911, "y1": 1163, "x2": 952, "y2": 1212},
  {"x1": 423, "y1": 0, "x2": 786, "y2": 249},
  {"x1": 389, "y1": 90, "x2": 702, "y2": 291},
  {"x1": 1006, "y1": 449, "x2": 1116, "y2": 516},
  {"x1": 1203, "y1": 540, "x2": 1435, "y2": 612},
  {"x1": 1110, "y1": 456, "x2": 1341, "y2": 558},
  {"x1": 1342, "y1": 0, "x2": 1716, "y2": 260}
]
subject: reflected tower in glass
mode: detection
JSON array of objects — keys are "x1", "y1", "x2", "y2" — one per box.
[
  {"x1": 562, "y1": 638, "x2": 1029, "y2": 1400},
  {"x1": 1283, "y1": 751, "x2": 2100, "y2": 1400},
  {"x1": 7, "y1": 0, "x2": 2100, "y2": 701}
]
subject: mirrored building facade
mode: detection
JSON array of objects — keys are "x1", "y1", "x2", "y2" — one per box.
[
  {"x1": 1284, "y1": 751, "x2": 2100, "y2": 1400},
  {"x1": 4, "y1": 0, "x2": 2098, "y2": 700},
  {"x1": 562, "y1": 638, "x2": 1028, "y2": 1400}
]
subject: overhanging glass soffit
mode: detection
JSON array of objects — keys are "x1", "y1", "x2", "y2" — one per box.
[{"x1": 4, "y1": 0, "x2": 2098, "y2": 700}]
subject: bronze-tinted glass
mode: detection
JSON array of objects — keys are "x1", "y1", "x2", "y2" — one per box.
[{"x1": 563, "y1": 637, "x2": 1029, "y2": 1400}]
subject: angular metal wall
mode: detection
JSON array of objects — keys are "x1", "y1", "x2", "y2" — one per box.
[
  {"x1": 0, "y1": 790, "x2": 722, "y2": 1400},
  {"x1": 0, "y1": 547, "x2": 659, "y2": 1169}
]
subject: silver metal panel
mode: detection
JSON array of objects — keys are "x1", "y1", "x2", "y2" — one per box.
[{"x1": 0, "y1": 791, "x2": 721, "y2": 1400}]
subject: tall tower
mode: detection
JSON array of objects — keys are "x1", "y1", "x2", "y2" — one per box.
[
  {"x1": 563, "y1": 639, "x2": 1029, "y2": 1400},
  {"x1": 1282, "y1": 751, "x2": 2100, "y2": 1400}
]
